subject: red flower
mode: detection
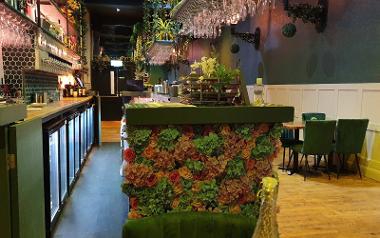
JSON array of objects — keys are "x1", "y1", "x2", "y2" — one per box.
[
  {"x1": 246, "y1": 159, "x2": 256, "y2": 171},
  {"x1": 169, "y1": 171, "x2": 181, "y2": 184},
  {"x1": 238, "y1": 194, "x2": 247, "y2": 205},
  {"x1": 202, "y1": 125, "x2": 214, "y2": 136},
  {"x1": 130, "y1": 197, "x2": 138, "y2": 209},
  {"x1": 124, "y1": 148, "x2": 136, "y2": 163},
  {"x1": 146, "y1": 174, "x2": 158, "y2": 187}
]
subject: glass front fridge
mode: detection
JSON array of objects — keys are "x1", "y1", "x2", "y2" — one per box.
[
  {"x1": 67, "y1": 116, "x2": 75, "y2": 186},
  {"x1": 48, "y1": 129, "x2": 59, "y2": 222},
  {"x1": 80, "y1": 109, "x2": 87, "y2": 165},
  {"x1": 74, "y1": 114, "x2": 80, "y2": 173},
  {"x1": 59, "y1": 124, "x2": 68, "y2": 202},
  {"x1": 44, "y1": 119, "x2": 68, "y2": 223}
]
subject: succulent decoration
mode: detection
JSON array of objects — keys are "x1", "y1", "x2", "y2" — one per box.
[{"x1": 122, "y1": 123, "x2": 282, "y2": 220}]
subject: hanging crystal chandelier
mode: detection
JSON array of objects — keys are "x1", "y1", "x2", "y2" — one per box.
[{"x1": 172, "y1": 0, "x2": 275, "y2": 38}]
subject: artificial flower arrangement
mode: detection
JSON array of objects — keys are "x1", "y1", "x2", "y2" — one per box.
[
  {"x1": 183, "y1": 57, "x2": 242, "y2": 104},
  {"x1": 122, "y1": 123, "x2": 283, "y2": 219}
]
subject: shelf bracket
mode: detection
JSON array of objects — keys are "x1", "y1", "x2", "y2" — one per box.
[{"x1": 231, "y1": 27, "x2": 261, "y2": 50}]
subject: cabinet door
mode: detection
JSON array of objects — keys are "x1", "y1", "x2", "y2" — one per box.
[
  {"x1": 74, "y1": 116, "x2": 80, "y2": 173},
  {"x1": 9, "y1": 118, "x2": 45, "y2": 238},
  {"x1": 49, "y1": 131, "x2": 59, "y2": 221},
  {"x1": 0, "y1": 126, "x2": 11, "y2": 238},
  {"x1": 68, "y1": 120, "x2": 75, "y2": 184},
  {"x1": 59, "y1": 125, "x2": 67, "y2": 201},
  {"x1": 80, "y1": 112, "x2": 86, "y2": 164}
]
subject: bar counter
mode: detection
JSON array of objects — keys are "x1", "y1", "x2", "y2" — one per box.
[{"x1": 26, "y1": 96, "x2": 94, "y2": 123}]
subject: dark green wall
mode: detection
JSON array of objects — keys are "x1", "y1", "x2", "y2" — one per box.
[{"x1": 217, "y1": 0, "x2": 380, "y2": 85}]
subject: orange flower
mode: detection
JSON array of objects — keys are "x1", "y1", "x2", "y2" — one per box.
[
  {"x1": 172, "y1": 198, "x2": 180, "y2": 209},
  {"x1": 128, "y1": 210, "x2": 142, "y2": 219},
  {"x1": 142, "y1": 145, "x2": 155, "y2": 159},
  {"x1": 220, "y1": 124, "x2": 231, "y2": 136},
  {"x1": 156, "y1": 171, "x2": 166, "y2": 180},
  {"x1": 178, "y1": 167, "x2": 193, "y2": 180},
  {"x1": 173, "y1": 184, "x2": 184, "y2": 195},
  {"x1": 229, "y1": 205, "x2": 241, "y2": 214},
  {"x1": 191, "y1": 181, "x2": 202, "y2": 193}
]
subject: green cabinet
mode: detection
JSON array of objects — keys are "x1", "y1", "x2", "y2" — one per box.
[{"x1": 0, "y1": 118, "x2": 46, "y2": 238}]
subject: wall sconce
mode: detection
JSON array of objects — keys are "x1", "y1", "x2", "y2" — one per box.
[
  {"x1": 283, "y1": 0, "x2": 329, "y2": 33},
  {"x1": 231, "y1": 27, "x2": 261, "y2": 50}
]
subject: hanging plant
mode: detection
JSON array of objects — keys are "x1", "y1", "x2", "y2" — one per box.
[
  {"x1": 153, "y1": 18, "x2": 176, "y2": 40},
  {"x1": 282, "y1": 23, "x2": 297, "y2": 38},
  {"x1": 92, "y1": 55, "x2": 111, "y2": 72}
]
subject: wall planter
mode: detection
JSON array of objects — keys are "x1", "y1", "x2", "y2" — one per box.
[{"x1": 282, "y1": 0, "x2": 329, "y2": 37}]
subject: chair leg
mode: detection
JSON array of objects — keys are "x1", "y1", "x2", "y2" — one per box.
[
  {"x1": 282, "y1": 147, "x2": 286, "y2": 172},
  {"x1": 287, "y1": 151, "x2": 294, "y2": 170},
  {"x1": 336, "y1": 153, "x2": 341, "y2": 179},
  {"x1": 299, "y1": 154, "x2": 305, "y2": 166},
  {"x1": 355, "y1": 154, "x2": 362, "y2": 179},
  {"x1": 304, "y1": 155, "x2": 308, "y2": 181},
  {"x1": 323, "y1": 155, "x2": 330, "y2": 180}
]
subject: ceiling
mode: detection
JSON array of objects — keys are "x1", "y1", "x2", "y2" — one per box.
[{"x1": 85, "y1": 0, "x2": 144, "y2": 57}]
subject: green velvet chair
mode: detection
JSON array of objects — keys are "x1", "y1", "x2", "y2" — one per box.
[
  {"x1": 290, "y1": 120, "x2": 336, "y2": 181},
  {"x1": 335, "y1": 119, "x2": 369, "y2": 179},
  {"x1": 302, "y1": 112, "x2": 326, "y2": 121}
]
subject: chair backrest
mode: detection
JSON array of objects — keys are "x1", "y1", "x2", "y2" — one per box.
[
  {"x1": 335, "y1": 119, "x2": 369, "y2": 154},
  {"x1": 302, "y1": 112, "x2": 326, "y2": 121},
  {"x1": 281, "y1": 128, "x2": 294, "y2": 139},
  {"x1": 302, "y1": 120, "x2": 336, "y2": 155}
]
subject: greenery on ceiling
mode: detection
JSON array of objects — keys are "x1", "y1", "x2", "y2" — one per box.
[
  {"x1": 67, "y1": 0, "x2": 89, "y2": 65},
  {"x1": 130, "y1": 0, "x2": 181, "y2": 64}
]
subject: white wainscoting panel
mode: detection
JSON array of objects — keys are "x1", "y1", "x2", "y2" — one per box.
[{"x1": 247, "y1": 83, "x2": 380, "y2": 178}]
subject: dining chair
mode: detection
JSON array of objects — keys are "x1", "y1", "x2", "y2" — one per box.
[
  {"x1": 302, "y1": 112, "x2": 326, "y2": 167},
  {"x1": 280, "y1": 129, "x2": 302, "y2": 172},
  {"x1": 335, "y1": 119, "x2": 369, "y2": 179},
  {"x1": 302, "y1": 112, "x2": 326, "y2": 121},
  {"x1": 289, "y1": 120, "x2": 336, "y2": 181}
]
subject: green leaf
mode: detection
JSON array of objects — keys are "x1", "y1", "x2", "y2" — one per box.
[
  {"x1": 193, "y1": 133, "x2": 224, "y2": 156},
  {"x1": 251, "y1": 135, "x2": 275, "y2": 160},
  {"x1": 225, "y1": 156, "x2": 246, "y2": 179},
  {"x1": 185, "y1": 159, "x2": 204, "y2": 173},
  {"x1": 157, "y1": 128, "x2": 180, "y2": 151}
]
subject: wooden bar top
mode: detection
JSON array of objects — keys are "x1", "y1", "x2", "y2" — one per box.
[{"x1": 26, "y1": 96, "x2": 94, "y2": 123}]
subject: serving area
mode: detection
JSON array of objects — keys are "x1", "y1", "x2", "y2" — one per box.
[{"x1": 26, "y1": 97, "x2": 95, "y2": 122}]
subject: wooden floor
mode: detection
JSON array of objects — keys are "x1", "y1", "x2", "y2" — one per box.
[
  {"x1": 101, "y1": 122, "x2": 380, "y2": 237},
  {"x1": 274, "y1": 157, "x2": 380, "y2": 238},
  {"x1": 101, "y1": 121, "x2": 120, "y2": 143}
]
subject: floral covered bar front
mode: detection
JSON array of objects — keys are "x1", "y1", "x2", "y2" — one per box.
[{"x1": 122, "y1": 103, "x2": 293, "y2": 238}]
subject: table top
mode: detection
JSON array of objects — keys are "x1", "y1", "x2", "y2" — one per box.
[{"x1": 283, "y1": 121, "x2": 305, "y2": 130}]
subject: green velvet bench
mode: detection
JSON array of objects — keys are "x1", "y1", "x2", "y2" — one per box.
[{"x1": 123, "y1": 212, "x2": 257, "y2": 238}]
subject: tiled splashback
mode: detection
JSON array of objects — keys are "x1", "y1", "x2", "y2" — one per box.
[
  {"x1": 23, "y1": 72, "x2": 58, "y2": 104},
  {"x1": 1, "y1": 30, "x2": 36, "y2": 93}
]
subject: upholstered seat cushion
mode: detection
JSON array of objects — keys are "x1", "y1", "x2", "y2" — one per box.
[{"x1": 123, "y1": 212, "x2": 257, "y2": 238}]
